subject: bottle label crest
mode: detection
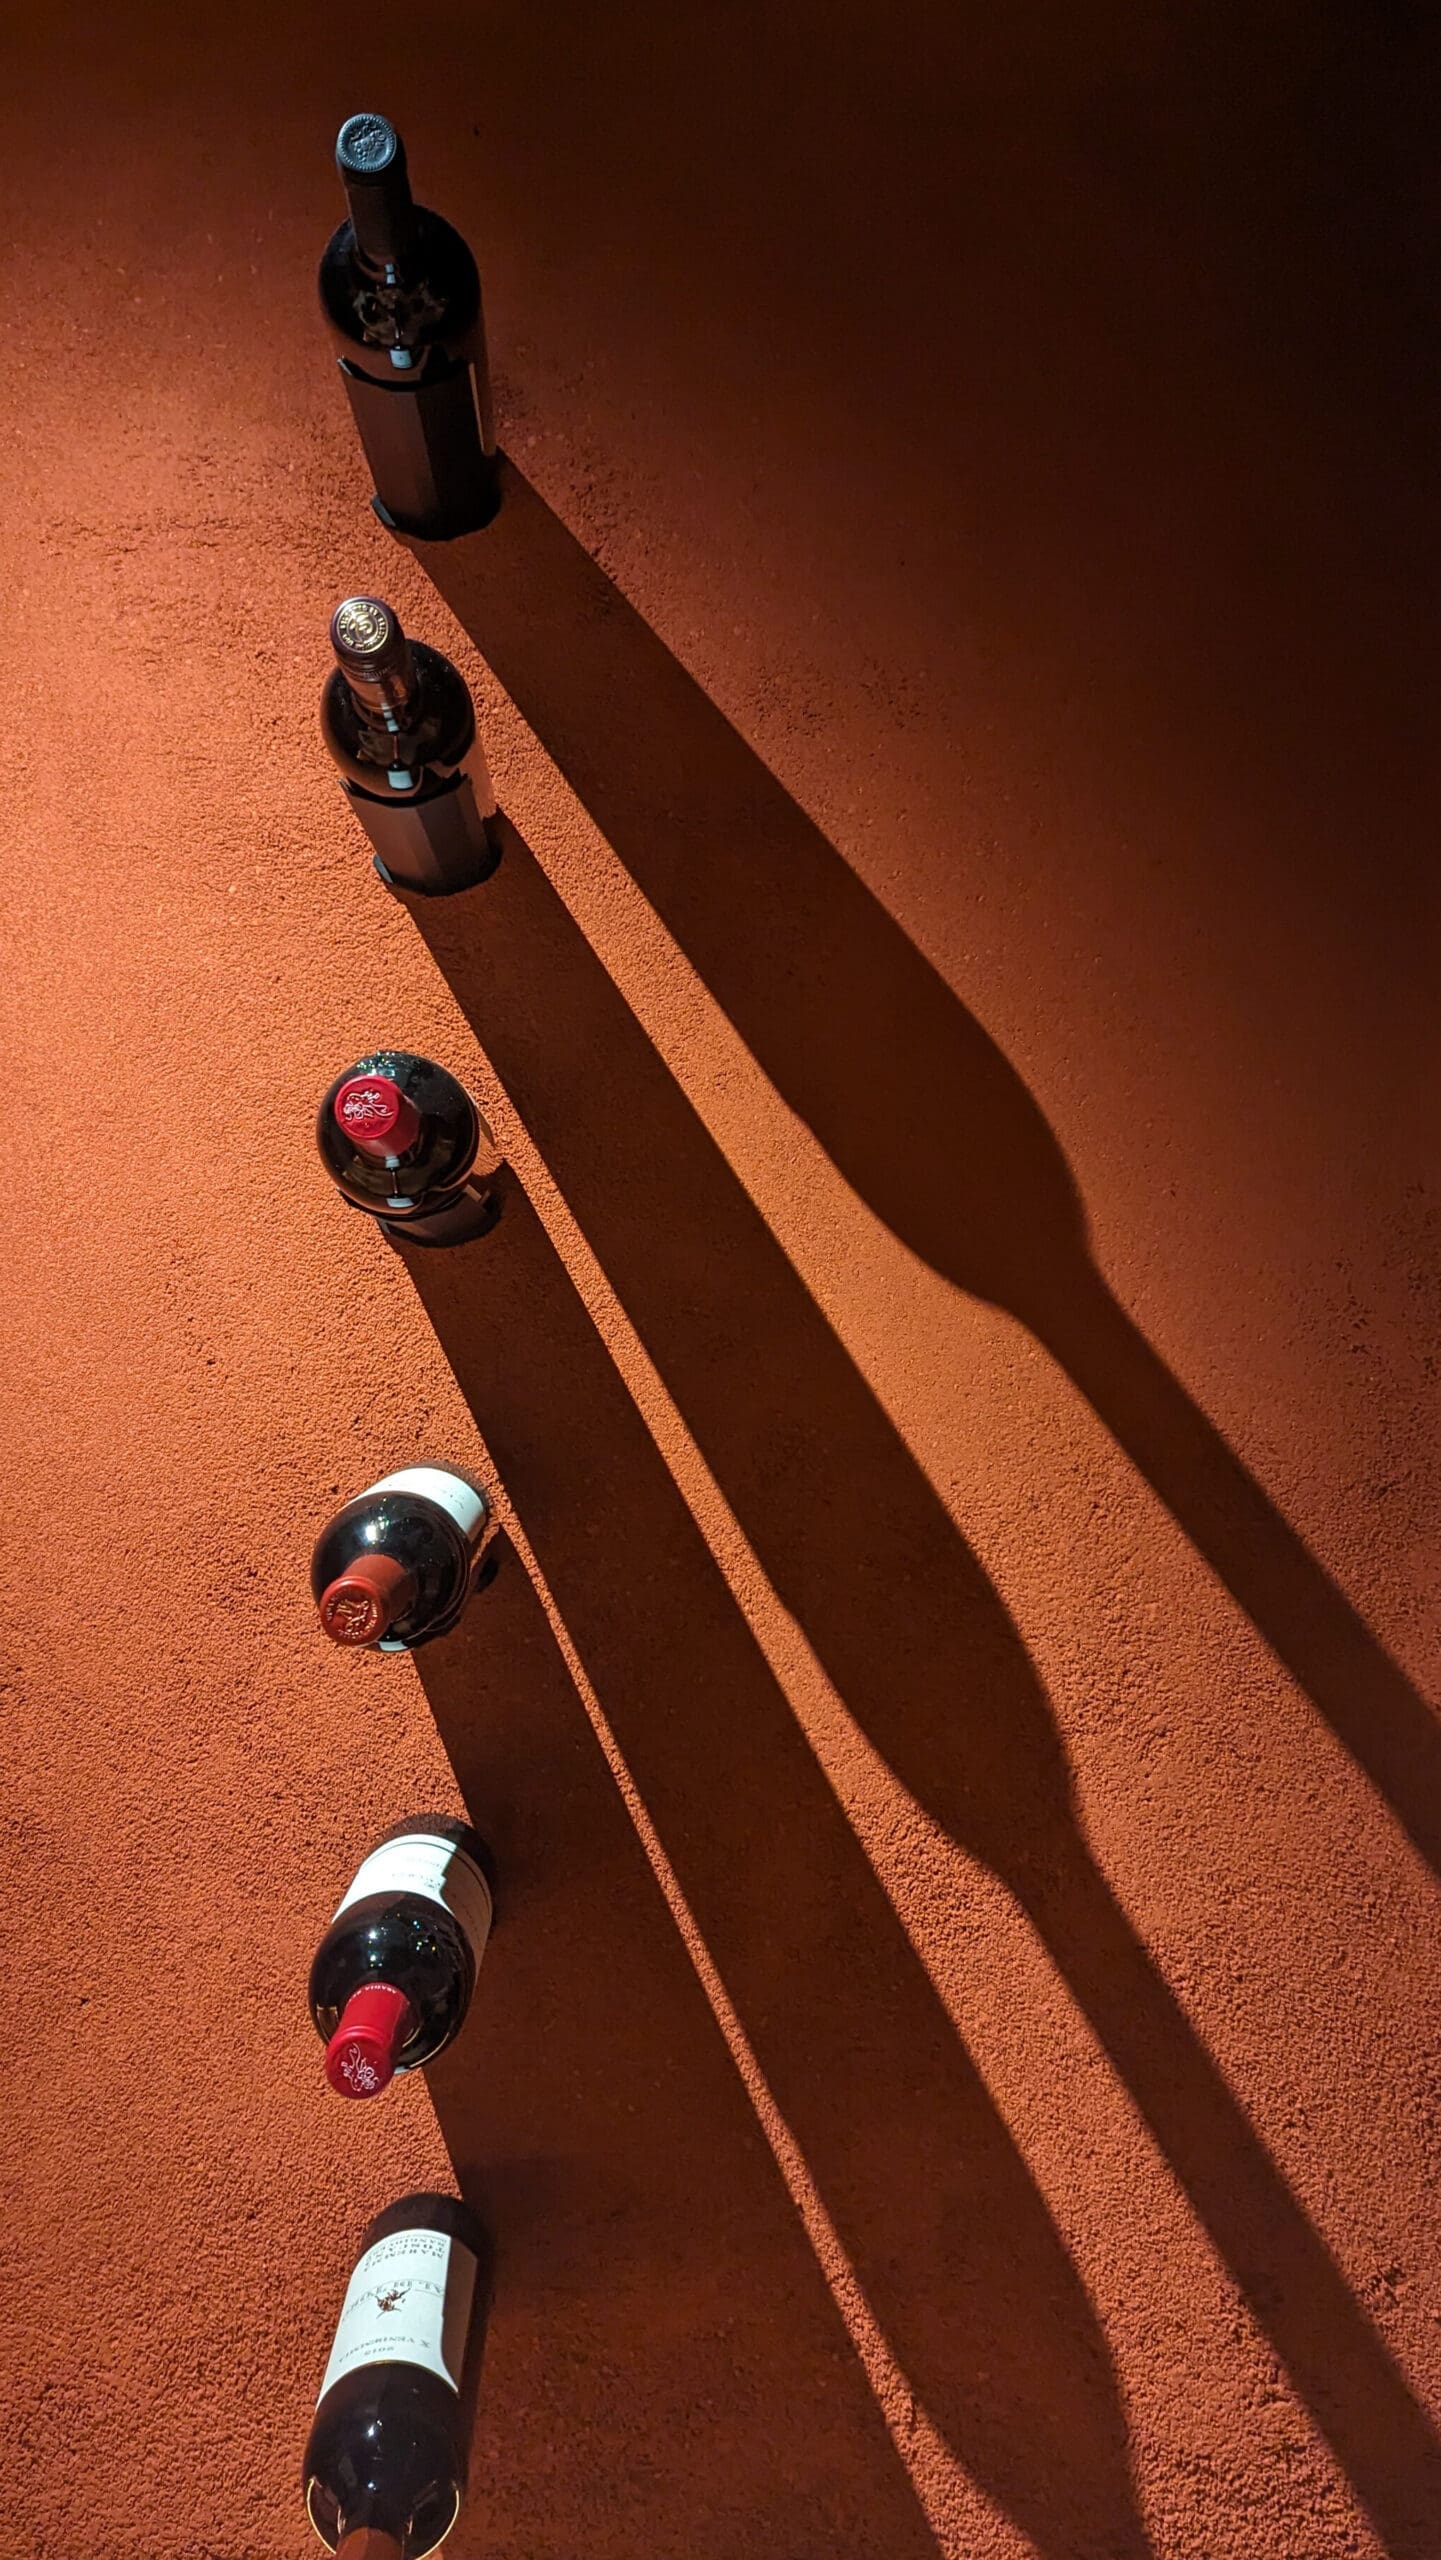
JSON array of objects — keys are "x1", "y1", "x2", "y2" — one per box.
[
  {"x1": 366, "y1": 1463, "x2": 489, "y2": 1547},
  {"x1": 333, "y1": 1830, "x2": 493, "y2": 1963},
  {"x1": 318, "y1": 2226, "x2": 477, "y2": 2402}
]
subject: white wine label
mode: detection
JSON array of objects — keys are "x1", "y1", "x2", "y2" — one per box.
[
  {"x1": 367, "y1": 1464, "x2": 489, "y2": 1548},
  {"x1": 318, "y1": 2226, "x2": 477, "y2": 2402},
  {"x1": 333, "y1": 1830, "x2": 494, "y2": 1964}
]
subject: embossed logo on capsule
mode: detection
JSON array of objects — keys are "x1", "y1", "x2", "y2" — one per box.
[
  {"x1": 339, "y1": 1081, "x2": 396, "y2": 1131},
  {"x1": 334, "y1": 598, "x2": 391, "y2": 656},
  {"x1": 325, "y1": 1590, "x2": 382, "y2": 1642}
]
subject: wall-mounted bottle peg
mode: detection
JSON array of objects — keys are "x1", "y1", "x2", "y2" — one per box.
[
  {"x1": 319, "y1": 112, "x2": 499, "y2": 541},
  {"x1": 321, "y1": 595, "x2": 500, "y2": 895},
  {"x1": 316, "y1": 1050, "x2": 499, "y2": 1246}
]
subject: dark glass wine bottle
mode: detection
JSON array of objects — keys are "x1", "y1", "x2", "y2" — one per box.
[
  {"x1": 316, "y1": 1051, "x2": 499, "y2": 1246},
  {"x1": 319, "y1": 112, "x2": 498, "y2": 541},
  {"x1": 310, "y1": 1815, "x2": 496, "y2": 2098},
  {"x1": 304, "y1": 2192, "x2": 490, "y2": 2556},
  {"x1": 311, "y1": 1464, "x2": 495, "y2": 1653},
  {"x1": 321, "y1": 596, "x2": 501, "y2": 895}
]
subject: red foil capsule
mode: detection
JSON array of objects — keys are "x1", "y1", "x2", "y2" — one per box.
[{"x1": 331, "y1": 1072, "x2": 423, "y2": 1160}]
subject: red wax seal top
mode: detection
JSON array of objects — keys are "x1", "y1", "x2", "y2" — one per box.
[
  {"x1": 318, "y1": 1551, "x2": 418, "y2": 1647},
  {"x1": 325, "y1": 1981, "x2": 416, "y2": 2100},
  {"x1": 333, "y1": 1073, "x2": 423, "y2": 1160}
]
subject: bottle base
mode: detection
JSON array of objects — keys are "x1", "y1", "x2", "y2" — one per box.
[
  {"x1": 372, "y1": 823, "x2": 501, "y2": 900},
  {"x1": 372, "y1": 479, "x2": 502, "y2": 542}
]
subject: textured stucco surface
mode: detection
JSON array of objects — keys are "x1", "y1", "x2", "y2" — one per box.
[{"x1": 2, "y1": 3, "x2": 1438, "y2": 2556}]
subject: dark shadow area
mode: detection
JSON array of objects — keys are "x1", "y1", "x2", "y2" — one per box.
[
  {"x1": 394, "y1": 1179, "x2": 1156, "y2": 2560},
  {"x1": 409, "y1": 463, "x2": 1441, "y2": 1906},
  {"x1": 394, "y1": 832, "x2": 1441, "y2": 2553},
  {"x1": 412, "y1": 1541, "x2": 941, "y2": 2560}
]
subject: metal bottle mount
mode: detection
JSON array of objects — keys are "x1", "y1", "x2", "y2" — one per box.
[
  {"x1": 343, "y1": 767, "x2": 502, "y2": 896},
  {"x1": 380, "y1": 1179, "x2": 501, "y2": 1249},
  {"x1": 339, "y1": 356, "x2": 500, "y2": 540},
  {"x1": 341, "y1": 1176, "x2": 500, "y2": 1249}
]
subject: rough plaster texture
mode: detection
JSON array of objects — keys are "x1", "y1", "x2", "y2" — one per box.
[{"x1": 1, "y1": 3, "x2": 1438, "y2": 2556}]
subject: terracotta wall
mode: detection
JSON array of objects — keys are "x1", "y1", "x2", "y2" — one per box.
[{"x1": 3, "y1": 3, "x2": 1437, "y2": 2555}]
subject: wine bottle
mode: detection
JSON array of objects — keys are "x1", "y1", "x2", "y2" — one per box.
[
  {"x1": 312, "y1": 1464, "x2": 495, "y2": 1653},
  {"x1": 310, "y1": 1815, "x2": 495, "y2": 2098},
  {"x1": 322, "y1": 596, "x2": 501, "y2": 896},
  {"x1": 319, "y1": 112, "x2": 498, "y2": 541},
  {"x1": 316, "y1": 1051, "x2": 499, "y2": 1246},
  {"x1": 304, "y1": 2191, "x2": 490, "y2": 2556}
]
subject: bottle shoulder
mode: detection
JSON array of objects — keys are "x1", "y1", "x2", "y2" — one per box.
[
  {"x1": 320, "y1": 647, "x2": 475, "y2": 792},
  {"x1": 311, "y1": 1886, "x2": 476, "y2": 1968},
  {"x1": 312, "y1": 1486, "x2": 474, "y2": 1564},
  {"x1": 318, "y1": 211, "x2": 480, "y2": 373},
  {"x1": 304, "y1": 2356, "x2": 469, "y2": 2553}
]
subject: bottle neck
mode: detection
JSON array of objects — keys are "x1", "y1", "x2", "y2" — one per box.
[
  {"x1": 317, "y1": 1548, "x2": 419, "y2": 1649},
  {"x1": 344, "y1": 642, "x2": 420, "y2": 728},
  {"x1": 328, "y1": 600, "x2": 424, "y2": 745},
  {"x1": 326, "y1": 1981, "x2": 417, "y2": 2098},
  {"x1": 343, "y1": 167, "x2": 419, "y2": 273}
]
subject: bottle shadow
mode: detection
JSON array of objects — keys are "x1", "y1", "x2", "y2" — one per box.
[
  {"x1": 409, "y1": 1540, "x2": 942, "y2": 2560},
  {"x1": 391, "y1": 820, "x2": 1441, "y2": 2555},
  {"x1": 408, "y1": 462, "x2": 1441, "y2": 1895},
  {"x1": 390, "y1": 1181, "x2": 1156, "y2": 2560}
]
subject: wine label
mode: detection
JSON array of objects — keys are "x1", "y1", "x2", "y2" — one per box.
[
  {"x1": 366, "y1": 1464, "x2": 489, "y2": 1549},
  {"x1": 318, "y1": 2226, "x2": 477, "y2": 2402},
  {"x1": 334, "y1": 1830, "x2": 493, "y2": 1965}
]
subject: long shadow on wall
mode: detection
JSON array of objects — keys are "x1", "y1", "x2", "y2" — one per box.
[
  {"x1": 392, "y1": 1176, "x2": 1155, "y2": 2560},
  {"x1": 407, "y1": 1546, "x2": 940, "y2": 2560},
  {"x1": 411, "y1": 464, "x2": 1441, "y2": 1907},
  {"x1": 391, "y1": 829, "x2": 1441, "y2": 2549},
  {"x1": 392, "y1": 825, "x2": 1441, "y2": 2556}
]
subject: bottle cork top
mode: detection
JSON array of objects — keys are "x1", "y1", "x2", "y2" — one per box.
[{"x1": 336, "y1": 113, "x2": 405, "y2": 184}]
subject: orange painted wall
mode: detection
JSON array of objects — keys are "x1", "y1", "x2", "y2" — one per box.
[{"x1": 3, "y1": 4, "x2": 1438, "y2": 2556}]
